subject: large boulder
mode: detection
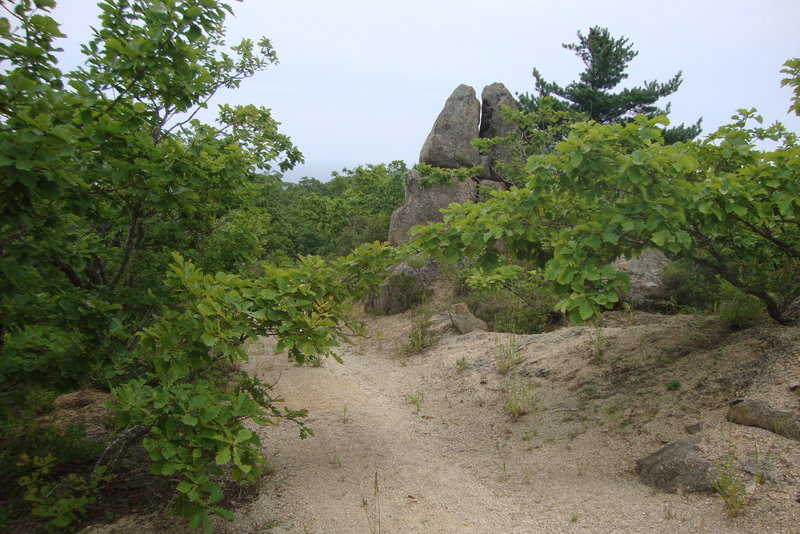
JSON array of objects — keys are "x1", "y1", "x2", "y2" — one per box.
[
  {"x1": 479, "y1": 83, "x2": 518, "y2": 182},
  {"x1": 419, "y1": 84, "x2": 481, "y2": 169},
  {"x1": 388, "y1": 168, "x2": 476, "y2": 246},
  {"x1": 612, "y1": 249, "x2": 672, "y2": 309}
]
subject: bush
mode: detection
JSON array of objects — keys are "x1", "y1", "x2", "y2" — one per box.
[
  {"x1": 660, "y1": 261, "x2": 722, "y2": 312},
  {"x1": 0, "y1": 414, "x2": 106, "y2": 533},
  {"x1": 460, "y1": 265, "x2": 559, "y2": 334}
]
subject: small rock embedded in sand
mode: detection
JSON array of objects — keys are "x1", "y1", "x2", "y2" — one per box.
[
  {"x1": 634, "y1": 439, "x2": 714, "y2": 493},
  {"x1": 684, "y1": 422, "x2": 704, "y2": 435}
]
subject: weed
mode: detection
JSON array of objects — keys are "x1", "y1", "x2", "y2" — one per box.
[
  {"x1": 521, "y1": 431, "x2": 532, "y2": 442},
  {"x1": 623, "y1": 301, "x2": 636, "y2": 325},
  {"x1": 603, "y1": 402, "x2": 633, "y2": 432},
  {"x1": 713, "y1": 453, "x2": 749, "y2": 516},
  {"x1": 718, "y1": 283, "x2": 764, "y2": 329},
  {"x1": 329, "y1": 454, "x2": 342, "y2": 469},
  {"x1": 404, "y1": 391, "x2": 424, "y2": 413},
  {"x1": 494, "y1": 336, "x2": 523, "y2": 375},
  {"x1": 455, "y1": 358, "x2": 467, "y2": 373},
  {"x1": 505, "y1": 370, "x2": 535, "y2": 420},
  {"x1": 493, "y1": 440, "x2": 508, "y2": 474},
  {"x1": 570, "y1": 513, "x2": 579, "y2": 523},
  {"x1": 666, "y1": 379, "x2": 682, "y2": 391},
  {"x1": 361, "y1": 471, "x2": 382, "y2": 534},
  {"x1": 260, "y1": 519, "x2": 282, "y2": 532},
  {"x1": 588, "y1": 320, "x2": 605, "y2": 362},
  {"x1": 397, "y1": 307, "x2": 436, "y2": 359}
]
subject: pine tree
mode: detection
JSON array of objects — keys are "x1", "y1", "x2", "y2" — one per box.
[{"x1": 519, "y1": 26, "x2": 701, "y2": 143}]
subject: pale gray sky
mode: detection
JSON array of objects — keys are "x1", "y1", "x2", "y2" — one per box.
[{"x1": 51, "y1": 0, "x2": 800, "y2": 180}]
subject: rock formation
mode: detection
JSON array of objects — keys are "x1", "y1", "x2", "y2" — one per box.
[
  {"x1": 479, "y1": 83, "x2": 518, "y2": 181},
  {"x1": 419, "y1": 84, "x2": 481, "y2": 169},
  {"x1": 389, "y1": 82, "x2": 517, "y2": 247},
  {"x1": 611, "y1": 249, "x2": 672, "y2": 309},
  {"x1": 387, "y1": 168, "x2": 475, "y2": 246},
  {"x1": 375, "y1": 82, "x2": 518, "y2": 313}
]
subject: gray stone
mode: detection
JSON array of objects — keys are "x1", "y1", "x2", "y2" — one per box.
[
  {"x1": 364, "y1": 260, "x2": 439, "y2": 316},
  {"x1": 419, "y1": 84, "x2": 481, "y2": 169},
  {"x1": 684, "y1": 422, "x2": 704, "y2": 435},
  {"x1": 612, "y1": 249, "x2": 672, "y2": 309},
  {"x1": 635, "y1": 439, "x2": 714, "y2": 493},
  {"x1": 388, "y1": 168, "x2": 476, "y2": 246},
  {"x1": 477, "y1": 179, "x2": 507, "y2": 196},
  {"x1": 449, "y1": 302, "x2": 489, "y2": 334},
  {"x1": 479, "y1": 83, "x2": 518, "y2": 182},
  {"x1": 726, "y1": 399, "x2": 800, "y2": 441}
]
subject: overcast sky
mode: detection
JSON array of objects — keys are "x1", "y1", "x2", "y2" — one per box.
[{"x1": 50, "y1": 0, "x2": 800, "y2": 180}]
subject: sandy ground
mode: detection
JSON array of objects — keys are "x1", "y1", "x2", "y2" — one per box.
[
  {"x1": 214, "y1": 306, "x2": 800, "y2": 534},
  {"x1": 82, "y1": 296, "x2": 800, "y2": 534}
]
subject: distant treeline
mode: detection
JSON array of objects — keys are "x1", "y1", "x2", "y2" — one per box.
[{"x1": 258, "y1": 161, "x2": 406, "y2": 261}]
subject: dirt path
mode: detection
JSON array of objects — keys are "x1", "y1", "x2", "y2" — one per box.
[{"x1": 226, "y1": 311, "x2": 800, "y2": 534}]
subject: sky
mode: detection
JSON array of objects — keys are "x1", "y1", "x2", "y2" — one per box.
[{"x1": 49, "y1": 0, "x2": 800, "y2": 181}]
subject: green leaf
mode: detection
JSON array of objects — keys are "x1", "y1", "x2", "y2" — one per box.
[
  {"x1": 185, "y1": 6, "x2": 203, "y2": 18},
  {"x1": 651, "y1": 230, "x2": 669, "y2": 247},
  {"x1": 188, "y1": 395, "x2": 207, "y2": 411},
  {"x1": 578, "y1": 299, "x2": 595, "y2": 321},
  {"x1": 234, "y1": 428, "x2": 252, "y2": 443},
  {"x1": 215, "y1": 446, "x2": 231, "y2": 465}
]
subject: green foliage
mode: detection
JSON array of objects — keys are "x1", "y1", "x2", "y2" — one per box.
[
  {"x1": 781, "y1": 58, "x2": 800, "y2": 117},
  {"x1": 412, "y1": 62, "x2": 800, "y2": 325},
  {"x1": 415, "y1": 162, "x2": 481, "y2": 188},
  {"x1": 257, "y1": 162, "x2": 406, "y2": 260},
  {"x1": 0, "y1": 0, "x2": 301, "y2": 392},
  {"x1": 16, "y1": 454, "x2": 113, "y2": 533},
  {"x1": 109, "y1": 244, "x2": 392, "y2": 530},
  {"x1": 0, "y1": 2, "x2": 398, "y2": 531},
  {"x1": 718, "y1": 283, "x2": 765, "y2": 330},
  {"x1": 519, "y1": 26, "x2": 701, "y2": 143},
  {"x1": 0, "y1": 415, "x2": 106, "y2": 532},
  {"x1": 472, "y1": 98, "x2": 584, "y2": 187},
  {"x1": 462, "y1": 264, "x2": 558, "y2": 334},
  {"x1": 660, "y1": 261, "x2": 722, "y2": 312}
]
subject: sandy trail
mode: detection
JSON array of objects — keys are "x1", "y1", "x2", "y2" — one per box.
[{"x1": 225, "y1": 311, "x2": 800, "y2": 534}]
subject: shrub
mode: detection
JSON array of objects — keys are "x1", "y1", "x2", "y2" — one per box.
[
  {"x1": 461, "y1": 264, "x2": 558, "y2": 334},
  {"x1": 660, "y1": 261, "x2": 722, "y2": 312}
]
